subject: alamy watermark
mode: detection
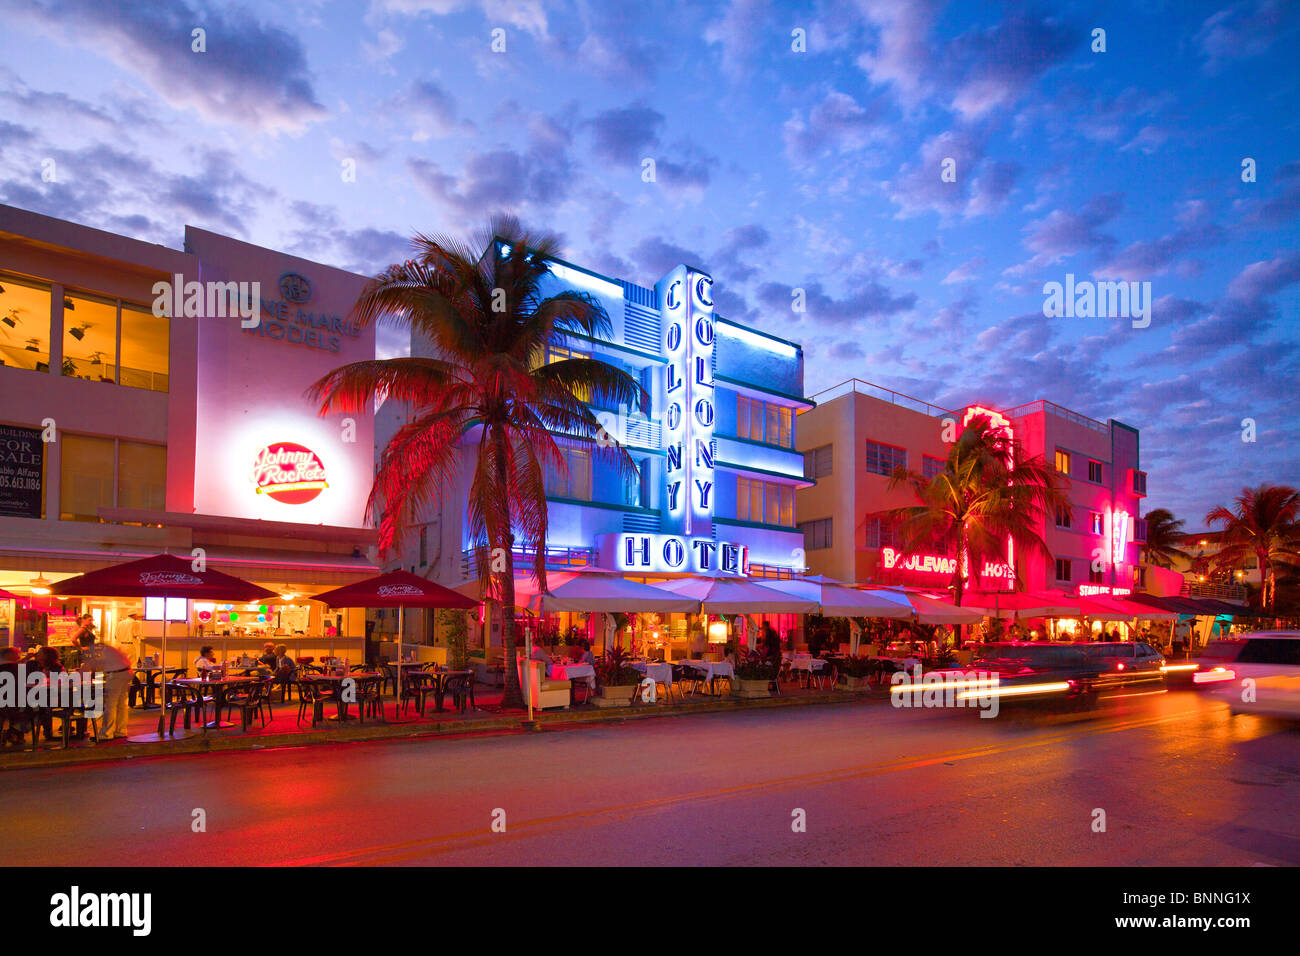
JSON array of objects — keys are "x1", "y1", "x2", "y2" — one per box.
[
  {"x1": 0, "y1": 665, "x2": 103, "y2": 715},
  {"x1": 1042, "y1": 273, "x2": 1151, "y2": 328},
  {"x1": 151, "y1": 273, "x2": 261, "y2": 328},
  {"x1": 889, "y1": 666, "x2": 1001, "y2": 718}
]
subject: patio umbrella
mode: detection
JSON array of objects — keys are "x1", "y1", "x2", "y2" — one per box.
[
  {"x1": 884, "y1": 590, "x2": 989, "y2": 626},
  {"x1": 966, "y1": 591, "x2": 1084, "y2": 619},
  {"x1": 652, "y1": 575, "x2": 819, "y2": 616},
  {"x1": 49, "y1": 553, "x2": 277, "y2": 732},
  {"x1": 310, "y1": 570, "x2": 477, "y2": 678},
  {"x1": 535, "y1": 575, "x2": 701, "y2": 614},
  {"x1": 761, "y1": 576, "x2": 915, "y2": 654}
]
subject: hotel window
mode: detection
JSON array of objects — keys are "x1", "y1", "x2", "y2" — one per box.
[
  {"x1": 804, "y1": 444, "x2": 832, "y2": 480},
  {"x1": 61, "y1": 291, "x2": 118, "y2": 384},
  {"x1": 1089, "y1": 566, "x2": 1105, "y2": 585},
  {"x1": 864, "y1": 517, "x2": 896, "y2": 549},
  {"x1": 737, "y1": 477, "x2": 793, "y2": 526},
  {"x1": 0, "y1": 273, "x2": 52, "y2": 373},
  {"x1": 1055, "y1": 505, "x2": 1073, "y2": 529},
  {"x1": 1055, "y1": 448, "x2": 1071, "y2": 475},
  {"x1": 1134, "y1": 567, "x2": 1146, "y2": 588},
  {"x1": 1090, "y1": 512, "x2": 1103, "y2": 534},
  {"x1": 798, "y1": 517, "x2": 833, "y2": 550},
  {"x1": 542, "y1": 343, "x2": 592, "y2": 401},
  {"x1": 1087, "y1": 459, "x2": 1103, "y2": 483},
  {"x1": 119, "y1": 302, "x2": 169, "y2": 392},
  {"x1": 544, "y1": 443, "x2": 592, "y2": 501},
  {"x1": 865, "y1": 440, "x2": 907, "y2": 477},
  {"x1": 1054, "y1": 558, "x2": 1072, "y2": 582},
  {"x1": 418, "y1": 526, "x2": 428, "y2": 566},
  {"x1": 622, "y1": 457, "x2": 649, "y2": 508},
  {"x1": 922, "y1": 454, "x2": 945, "y2": 480},
  {"x1": 736, "y1": 396, "x2": 794, "y2": 448},
  {"x1": 1134, "y1": 518, "x2": 1147, "y2": 542}
]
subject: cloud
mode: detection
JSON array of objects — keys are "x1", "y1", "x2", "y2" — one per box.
[
  {"x1": 1195, "y1": 0, "x2": 1295, "y2": 74},
  {"x1": 755, "y1": 279, "x2": 915, "y2": 325},
  {"x1": 782, "y1": 90, "x2": 884, "y2": 167},
  {"x1": 393, "y1": 79, "x2": 467, "y2": 140},
  {"x1": 628, "y1": 236, "x2": 705, "y2": 278},
  {"x1": 587, "y1": 102, "x2": 663, "y2": 165},
  {"x1": 704, "y1": 0, "x2": 772, "y2": 79},
  {"x1": 942, "y1": 256, "x2": 985, "y2": 284},
  {"x1": 10, "y1": 0, "x2": 327, "y2": 133},
  {"x1": 888, "y1": 130, "x2": 1017, "y2": 219}
]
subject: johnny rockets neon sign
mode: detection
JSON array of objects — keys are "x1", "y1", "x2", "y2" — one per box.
[
  {"x1": 251, "y1": 442, "x2": 328, "y2": 504},
  {"x1": 662, "y1": 267, "x2": 715, "y2": 537}
]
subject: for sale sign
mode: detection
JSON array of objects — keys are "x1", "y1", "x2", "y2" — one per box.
[{"x1": 0, "y1": 424, "x2": 43, "y2": 518}]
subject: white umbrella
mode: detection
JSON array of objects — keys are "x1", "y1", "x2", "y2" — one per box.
[
  {"x1": 873, "y1": 589, "x2": 990, "y2": 625},
  {"x1": 652, "y1": 575, "x2": 818, "y2": 615},
  {"x1": 535, "y1": 575, "x2": 701, "y2": 614},
  {"x1": 763, "y1": 576, "x2": 916, "y2": 618}
]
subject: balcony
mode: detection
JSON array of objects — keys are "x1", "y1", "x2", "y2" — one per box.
[
  {"x1": 1182, "y1": 580, "x2": 1248, "y2": 604},
  {"x1": 460, "y1": 544, "x2": 597, "y2": 579}
]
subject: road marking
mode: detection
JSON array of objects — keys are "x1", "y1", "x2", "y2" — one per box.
[{"x1": 280, "y1": 705, "x2": 1207, "y2": 866}]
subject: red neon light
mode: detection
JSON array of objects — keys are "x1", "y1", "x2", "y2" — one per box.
[{"x1": 959, "y1": 405, "x2": 1015, "y2": 584}]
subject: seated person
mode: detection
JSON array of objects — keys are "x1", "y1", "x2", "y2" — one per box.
[
  {"x1": 529, "y1": 643, "x2": 550, "y2": 664},
  {"x1": 258, "y1": 642, "x2": 277, "y2": 668},
  {"x1": 272, "y1": 644, "x2": 296, "y2": 680},
  {"x1": 578, "y1": 639, "x2": 595, "y2": 666},
  {"x1": 33, "y1": 646, "x2": 63, "y2": 672},
  {"x1": 193, "y1": 645, "x2": 220, "y2": 675}
]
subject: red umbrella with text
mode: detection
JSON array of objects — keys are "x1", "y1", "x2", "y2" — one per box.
[
  {"x1": 310, "y1": 570, "x2": 478, "y2": 694},
  {"x1": 50, "y1": 553, "x2": 277, "y2": 732}
]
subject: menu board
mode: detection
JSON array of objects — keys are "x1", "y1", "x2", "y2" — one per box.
[
  {"x1": 0, "y1": 425, "x2": 44, "y2": 518},
  {"x1": 46, "y1": 614, "x2": 80, "y2": 646}
]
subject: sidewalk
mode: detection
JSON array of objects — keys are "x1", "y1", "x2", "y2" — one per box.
[{"x1": 0, "y1": 676, "x2": 878, "y2": 770}]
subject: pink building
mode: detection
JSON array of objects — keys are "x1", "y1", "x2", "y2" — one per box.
[
  {"x1": 795, "y1": 380, "x2": 1148, "y2": 601},
  {"x1": 0, "y1": 204, "x2": 378, "y2": 663}
]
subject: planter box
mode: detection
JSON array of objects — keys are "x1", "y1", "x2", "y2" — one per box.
[
  {"x1": 592, "y1": 684, "x2": 638, "y2": 708},
  {"x1": 731, "y1": 678, "x2": 773, "y2": 699},
  {"x1": 838, "y1": 674, "x2": 872, "y2": 691}
]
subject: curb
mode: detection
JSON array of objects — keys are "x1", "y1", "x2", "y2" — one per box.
[{"x1": 0, "y1": 689, "x2": 873, "y2": 771}]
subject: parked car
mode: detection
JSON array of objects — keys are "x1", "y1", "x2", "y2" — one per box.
[
  {"x1": 1070, "y1": 641, "x2": 1166, "y2": 687},
  {"x1": 1197, "y1": 631, "x2": 1300, "y2": 718}
]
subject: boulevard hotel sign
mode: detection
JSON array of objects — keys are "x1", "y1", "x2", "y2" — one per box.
[{"x1": 615, "y1": 265, "x2": 747, "y2": 576}]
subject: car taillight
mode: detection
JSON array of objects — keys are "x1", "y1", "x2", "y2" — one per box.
[{"x1": 1116, "y1": 662, "x2": 1125, "y2": 671}]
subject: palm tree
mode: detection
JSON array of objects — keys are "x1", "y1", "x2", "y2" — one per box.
[
  {"x1": 878, "y1": 414, "x2": 1069, "y2": 632},
  {"x1": 1204, "y1": 484, "x2": 1300, "y2": 613},
  {"x1": 308, "y1": 217, "x2": 643, "y2": 708},
  {"x1": 1140, "y1": 508, "x2": 1190, "y2": 568}
]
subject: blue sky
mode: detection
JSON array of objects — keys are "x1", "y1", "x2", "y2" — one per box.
[{"x1": 1, "y1": 0, "x2": 1297, "y2": 527}]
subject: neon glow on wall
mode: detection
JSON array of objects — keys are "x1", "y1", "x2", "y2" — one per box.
[
  {"x1": 960, "y1": 405, "x2": 1016, "y2": 585},
  {"x1": 1110, "y1": 510, "x2": 1130, "y2": 566},
  {"x1": 617, "y1": 533, "x2": 746, "y2": 575},
  {"x1": 881, "y1": 547, "x2": 1012, "y2": 579}
]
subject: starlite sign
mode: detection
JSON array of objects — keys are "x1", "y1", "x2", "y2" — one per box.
[
  {"x1": 1078, "y1": 584, "x2": 1132, "y2": 597},
  {"x1": 1109, "y1": 510, "x2": 1130, "y2": 566},
  {"x1": 659, "y1": 266, "x2": 715, "y2": 537},
  {"x1": 617, "y1": 533, "x2": 746, "y2": 575}
]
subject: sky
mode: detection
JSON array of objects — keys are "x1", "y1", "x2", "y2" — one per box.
[{"x1": 0, "y1": 0, "x2": 1297, "y2": 529}]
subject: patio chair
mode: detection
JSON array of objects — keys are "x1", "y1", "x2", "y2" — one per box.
[
  {"x1": 1, "y1": 707, "x2": 40, "y2": 751},
  {"x1": 441, "y1": 674, "x2": 475, "y2": 714},
  {"x1": 671, "y1": 664, "x2": 700, "y2": 696},
  {"x1": 163, "y1": 682, "x2": 206, "y2": 736},
  {"x1": 355, "y1": 675, "x2": 385, "y2": 723},
  {"x1": 222, "y1": 679, "x2": 272, "y2": 732},
  {"x1": 296, "y1": 679, "x2": 330, "y2": 728}
]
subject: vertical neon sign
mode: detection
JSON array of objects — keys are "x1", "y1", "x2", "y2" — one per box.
[
  {"x1": 960, "y1": 405, "x2": 1016, "y2": 586},
  {"x1": 1110, "y1": 510, "x2": 1129, "y2": 567},
  {"x1": 659, "y1": 266, "x2": 715, "y2": 539}
]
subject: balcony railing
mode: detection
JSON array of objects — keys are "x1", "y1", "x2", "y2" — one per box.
[
  {"x1": 460, "y1": 544, "x2": 598, "y2": 579},
  {"x1": 806, "y1": 379, "x2": 948, "y2": 417},
  {"x1": 1182, "y1": 581, "x2": 1248, "y2": 604},
  {"x1": 1003, "y1": 399, "x2": 1109, "y2": 434}
]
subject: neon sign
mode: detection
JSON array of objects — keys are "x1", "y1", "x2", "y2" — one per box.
[
  {"x1": 881, "y1": 547, "x2": 1012, "y2": 579},
  {"x1": 660, "y1": 266, "x2": 715, "y2": 537},
  {"x1": 251, "y1": 442, "x2": 329, "y2": 504},
  {"x1": 1110, "y1": 510, "x2": 1130, "y2": 566},
  {"x1": 1078, "y1": 585, "x2": 1132, "y2": 597},
  {"x1": 617, "y1": 534, "x2": 745, "y2": 575},
  {"x1": 959, "y1": 405, "x2": 1016, "y2": 584}
]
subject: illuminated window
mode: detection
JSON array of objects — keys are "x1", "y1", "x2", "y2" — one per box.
[
  {"x1": 61, "y1": 292, "x2": 118, "y2": 383},
  {"x1": 922, "y1": 454, "x2": 945, "y2": 480},
  {"x1": 544, "y1": 443, "x2": 592, "y2": 500},
  {"x1": 1090, "y1": 512, "x2": 1103, "y2": 534},
  {"x1": 1055, "y1": 449, "x2": 1071, "y2": 475},
  {"x1": 541, "y1": 343, "x2": 591, "y2": 401},
  {"x1": 1087, "y1": 459, "x2": 1103, "y2": 483},
  {"x1": 119, "y1": 302, "x2": 169, "y2": 392},
  {"x1": 622, "y1": 457, "x2": 648, "y2": 508},
  {"x1": 60, "y1": 434, "x2": 115, "y2": 521},
  {"x1": 736, "y1": 396, "x2": 794, "y2": 448},
  {"x1": 0, "y1": 273, "x2": 52, "y2": 373},
  {"x1": 737, "y1": 477, "x2": 793, "y2": 526},
  {"x1": 865, "y1": 440, "x2": 906, "y2": 477},
  {"x1": 798, "y1": 517, "x2": 833, "y2": 550},
  {"x1": 117, "y1": 440, "x2": 165, "y2": 512},
  {"x1": 804, "y1": 444, "x2": 832, "y2": 479},
  {"x1": 1054, "y1": 558, "x2": 1072, "y2": 582}
]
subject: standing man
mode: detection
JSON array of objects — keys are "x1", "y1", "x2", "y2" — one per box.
[
  {"x1": 108, "y1": 609, "x2": 143, "y2": 663},
  {"x1": 78, "y1": 631, "x2": 132, "y2": 741}
]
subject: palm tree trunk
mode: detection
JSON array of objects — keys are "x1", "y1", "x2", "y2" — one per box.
[
  {"x1": 953, "y1": 524, "x2": 966, "y2": 648},
  {"x1": 493, "y1": 428, "x2": 525, "y2": 710}
]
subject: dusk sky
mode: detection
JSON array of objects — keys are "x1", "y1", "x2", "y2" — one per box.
[{"x1": 1, "y1": 0, "x2": 1297, "y2": 527}]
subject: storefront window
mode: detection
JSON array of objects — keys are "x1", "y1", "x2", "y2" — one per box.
[
  {"x1": 61, "y1": 292, "x2": 117, "y2": 383},
  {"x1": 60, "y1": 434, "x2": 115, "y2": 521},
  {"x1": 117, "y1": 440, "x2": 166, "y2": 511},
  {"x1": 0, "y1": 274, "x2": 52, "y2": 373},
  {"x1": 119, "y1": 302, "x2": 169, "y2": 392}
]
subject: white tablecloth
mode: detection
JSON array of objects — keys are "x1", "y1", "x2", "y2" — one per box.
[
  {"x1": 631, "y1": 661, "x2": 672, "y2": 684},
  {"x1": 680, "y1": 660, "x2": 734, "y2": 681},
  {"x1": 788, "y1": 655, "x2": 826, "y2": 672},
  {"x1": 549, "y1": 663, "x2": 595, "y2": 688}
]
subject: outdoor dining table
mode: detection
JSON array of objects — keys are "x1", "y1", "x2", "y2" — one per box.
[
  {"x1": 174, "y1": 675, "x2": 256, "y2": 729},
  {"x1": 303, "y1": 672, "x2": 379, "y2": 720},
  {"x1": 679, "y1": 660, "x2": 734, "y2": 681},
  {"x1": 548, "y1": 662, "x2": 596, "y2": 688},
  {"x1": 131, "y1": 666, "x2": 186, "y2": 709},
  {"x1": 401, "y1": 669, "x2": 473, "y2": 714},
  {"x1": 630, "y1": 661, "x2": 672, "y2": 685}
]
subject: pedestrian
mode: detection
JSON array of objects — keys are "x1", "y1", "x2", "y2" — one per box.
[
  {"x1": 762, "y1": 623, "x2": 781, "y2": 664},
  {"x1": 78, "y1": 631, "x2": 132, "y2": 741},
  {"x1": 69, "y1": 613, "x2": 95, "y2": 645}
]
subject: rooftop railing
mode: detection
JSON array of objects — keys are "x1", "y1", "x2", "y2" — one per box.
[
  {"x1": 806, "y1": 378, "x2": 948, "y2": 418},
  {"x1": 1003, "y1": 399, "x2": 1109, "y2": 434}
]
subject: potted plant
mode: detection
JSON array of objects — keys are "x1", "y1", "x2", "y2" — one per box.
[
  {"x1": 593, "y1": 644, "x2": 643, "y2": 708},
  {"x1": 732, "y1": 649, "x2": 778, "y2": 698},
  {"x1": 836, "y1": 655, "x2": 877, "y2": 690}
]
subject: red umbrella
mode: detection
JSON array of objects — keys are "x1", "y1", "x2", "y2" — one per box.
[
  {"x1": 51, "y1": 554, "x2": 277, "y2": 732},
  {"x1": 311, "y1": 571, "x2": 477, "y2": 672},
  {"x1": 49, "y1": 553, "x2": 276, "y2": 601}
]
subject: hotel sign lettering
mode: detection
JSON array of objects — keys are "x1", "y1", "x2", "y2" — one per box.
[
  {"x1": 618, "y1": 534, "x2": 747, "y2": 575},
  {"x1": 661, "y1": 266, "x2": 715, "y2": 537},
  {"x1": 881, "y1": 547, "x2": 1013, "y2": 580}
]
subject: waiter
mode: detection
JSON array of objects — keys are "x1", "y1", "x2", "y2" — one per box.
[{"x1": 109, "y1": 609, "x2": 143, "y2": 663}]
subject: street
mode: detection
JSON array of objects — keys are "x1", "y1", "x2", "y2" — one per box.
[{"x1": 1, "y1": 690, "x2": 1297, "y2": 866}]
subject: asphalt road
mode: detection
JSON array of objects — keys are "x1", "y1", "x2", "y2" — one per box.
[{"x1": 2, "y1": 689, "x2": 1297, "y2": 866}]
